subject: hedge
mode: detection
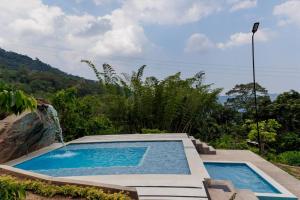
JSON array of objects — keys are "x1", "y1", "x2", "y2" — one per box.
[{"x1": 0, "y1": 175, "x2": 131, "y2": 200}]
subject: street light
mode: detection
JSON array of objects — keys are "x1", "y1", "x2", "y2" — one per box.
[{"x1": 251, "y1": 22, "x2": 261, "y2": 154}]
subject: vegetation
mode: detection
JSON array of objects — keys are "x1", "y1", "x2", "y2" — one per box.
[
  {"x1": 278, "y1": 151, "x2": 300, "y2": 166},
  {"x1": 0, "y1": 175, "x2": 130, "y2": 200},
  {"x1": 211, "y1": 134, "x2": 248, "y2": 150},
  {"x1": 0, "y1": 176, "x2": 25, "y2": 200},
  {"x1": 247, "y1": 119, "x2": 281, "y2": 153},
  {"x1": 141, "y1": 129, "x2": 167, "y2": 134},
  {"x1": 52, "y1": 62, "x2": 221, "y2": 141},
  {"x1": 0, "y1": 82, "x2": 37, "y2": 119},
  {"x1": 51, "y1": 88, "x2": 115, "y2": 141},
  {"x1": 0, "y1": 48, "x2": 101, "y2": 98}
]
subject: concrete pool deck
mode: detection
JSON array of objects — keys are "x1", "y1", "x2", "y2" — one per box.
[
  {"x1": 201, "y1": 150, "x2": 300, "y2": 199},
  {"x1": 5, "y1": 134, "x2": 210, "y2": 200}
]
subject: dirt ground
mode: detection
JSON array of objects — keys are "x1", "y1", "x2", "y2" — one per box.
[{"x1": 275, "y1": 163, "x2": 300, "y2": 180}]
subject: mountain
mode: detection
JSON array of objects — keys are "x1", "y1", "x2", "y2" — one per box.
[
  {"x1": 0, "y1": 48, "x2": 100, "y2": 97},
  {"x1": 218, "y1": 94, "x2": 278, "y2": 105}
]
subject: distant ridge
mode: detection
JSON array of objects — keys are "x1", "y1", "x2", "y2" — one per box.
[
  {"x1": 0, "y1": 48, "x2": 76, "y2": 76},
  {"x1": 218, "y1": 94, "x2": 278, "y2": 104},
  {"x1": 0, "y1": 48, "x2": 100, "y2": 96}
]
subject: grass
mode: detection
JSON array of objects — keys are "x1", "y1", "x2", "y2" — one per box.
[{"x1": 275, "y1": 163, "x2": 300, "y2": 180}]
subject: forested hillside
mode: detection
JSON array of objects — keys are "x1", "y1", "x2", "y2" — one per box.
[{"x1": 0, "y1": 48, "x2": 100, "y2": 97}]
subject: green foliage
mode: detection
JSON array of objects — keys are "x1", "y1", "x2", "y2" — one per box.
[
  {"x1": 267, "y1": 90, "x2": 300, "y2": 133},
  {"x1": 212, "y1": 134, "x2": 248, "y2": 150},
  {"x1": 225, "y1": 83, "x2": 271, "y2": 119},
  {"x1": 0, "y1": 176, "x2": 26, "y2": 200},
  {"x1": 0, "y1": 65, "x2": 101, "y2": 98},
  {"x1": 0, "y1": 82, "x2": 37, "y2": 119},
  {"x1": 247, "y1": 119, "x2": 281, "y2": 152},
  {"x1": 52, "y1": 88, "x2": 115, "y2": 141},
  {"x1": 82, "y1": 61, "x2": 221, "y2": 135},
  {"x1": 277, "y1": 132, "x2": 300, "y2": 152},
  {"x1": 278, "y1": 151, "x2": 300, "y2": 166},
  {"x1": 0, "y1": 175, "x2": 130, "y2": 200},
  {"x1": 141, "y1": 129, "x2": 167, "y2": 134}
]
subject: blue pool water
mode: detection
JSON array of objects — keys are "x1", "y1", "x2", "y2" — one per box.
[
  {"x1": 204, "y1": 162, "x2": 280, "y2": 194},
  {"x1": 15, "y1": 141, "x2": 190, "y2": 176}
]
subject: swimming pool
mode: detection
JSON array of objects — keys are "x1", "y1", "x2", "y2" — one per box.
[
  {"x1": 204, "y1": 162, "x2": 297, "y2": 200},
  {"x1": 15, "y1": 141, "x2": 190, "y2": 176},
  {"x1": 205, "y1": 162, "x2": 279, "y2": 193}
]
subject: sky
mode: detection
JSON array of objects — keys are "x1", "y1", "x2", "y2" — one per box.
[{"x1": 0, "y1": 0, "x2": 299, "y2": 94}]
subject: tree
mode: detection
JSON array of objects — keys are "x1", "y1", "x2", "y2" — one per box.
[
  {"x1": 0, "y1": 82, "x2": 37, "y2": 119},
  {"x1": 51, "y1": 88, "x2": 115, "y2": 140},
  {"x1": 83, "y1": 61, "x2": 222, "y2": 135},
  {"x1": 225, "y1": 83, "x2": 271, "y2": 119},
  {"x1": 247, "y1": 119, "x2": 281, "y2": 153},
  {"x1": 267, "y1": 90, "x2": 300, "y2": 133}
]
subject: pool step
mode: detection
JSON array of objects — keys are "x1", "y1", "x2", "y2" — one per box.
[
  {"x1": 137, "y1": 186, "x2": 208, "y2": 200},
  {"x1": 189, "y1": 136, "x2": 216, "y2": 155}
]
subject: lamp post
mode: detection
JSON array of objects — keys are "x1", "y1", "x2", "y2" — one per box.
[{"x1": 252, "y1": 22, "x2": 261, "y2": 154}]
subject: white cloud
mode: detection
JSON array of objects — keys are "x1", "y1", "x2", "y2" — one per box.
[
  {"x1": 0, "y1": 0, "x2": 222, "y2": 58},
  {"x1": 0, "y1": 0, "x2": 223, "y2": 76},
  {"x1": 0, "y1": 37, "x2": 4, "y2": 46},
  {"x1": 217, "y1": 29, "x2": 275, "y2": 49},
  {"x1": 9, "y1": 7, "x2": 63, "y2": 35},
  {"x1": 228, "y1": 0, "x2": 257, "y2": 12},
  {"x1": 0, "y1": 0, "x2": 63, "y2": 35},
  {"x1": 184, "y1": 33, "x2": 214, "y2": 53},
  {"x1": 119, "y1": 0, "x2": 220, "y2": 25},
  {"x1": 273, "y1": 0, "x2": 300, "y2": 27},
  {"x1": 92, "y1": 0, "x2": 113, "y2": 5},
  {"x1": 74, "y1": 0, "x2": 113, "y2": 5},
  {"x1": 0, "y1": 0, "x2": 148, "y2": 58}
]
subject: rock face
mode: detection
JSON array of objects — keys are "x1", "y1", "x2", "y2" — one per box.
[{"x1": 0, "y1": 105, "x2": 58, "y2": 163}]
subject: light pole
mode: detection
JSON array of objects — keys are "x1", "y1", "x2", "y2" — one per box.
[{"x1": 252, "y1": 22, "x2": 261, "y2": 154}]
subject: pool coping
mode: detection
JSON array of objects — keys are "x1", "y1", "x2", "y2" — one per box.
[
  {"x1": 3, "y1": 134, "x2": 209, "y2": 191},
  {"x1": 204, "y1": 160, "x2": 297, "y2": 200}
]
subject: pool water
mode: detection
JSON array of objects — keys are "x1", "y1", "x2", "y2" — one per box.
[
  {"x1": 16, "y1": 147, "x2": 147, "y2": 170},
  {"x1": 15, "y1": 141, "x2": 190, "y2": 176},
  {"x1": 204, "y1": 162, "x2": 280, "y2": 194}
]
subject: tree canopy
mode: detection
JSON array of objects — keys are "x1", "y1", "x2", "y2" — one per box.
[{"x1": 0, "y1": 82, "x2": 37, "y2": 119}]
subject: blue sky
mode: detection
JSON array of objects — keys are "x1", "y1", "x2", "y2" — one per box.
[{"x1": 0, "y1": 0, "x2": 299, "y2": 94}]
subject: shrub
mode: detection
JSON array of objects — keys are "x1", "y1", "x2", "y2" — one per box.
[
  {"x1": 277, "y1": 132, "x2": 300, "y2": 152},
  {"x1": 278, "y1": 151, "x2": 300, "y2": 166},
  {"x1": 212, "y1": 134, "x2": 248, "y2": 150},
  {"x1": 0, "y1": 176, "x2": 26, "y2": 200},
  {"x1": 0, "y1": 175, "x2": 131, "y2": 200},
  {"x1": 141, "y1": 128, "x2": 167, "y2": 134},
  {"x1": 247, "y1": 119, "x2": 281, "y2": 153}
]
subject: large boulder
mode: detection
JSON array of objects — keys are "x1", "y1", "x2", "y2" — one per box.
[{"x1": 0, "y1": 104, "x2": 58, "y2": 163}]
